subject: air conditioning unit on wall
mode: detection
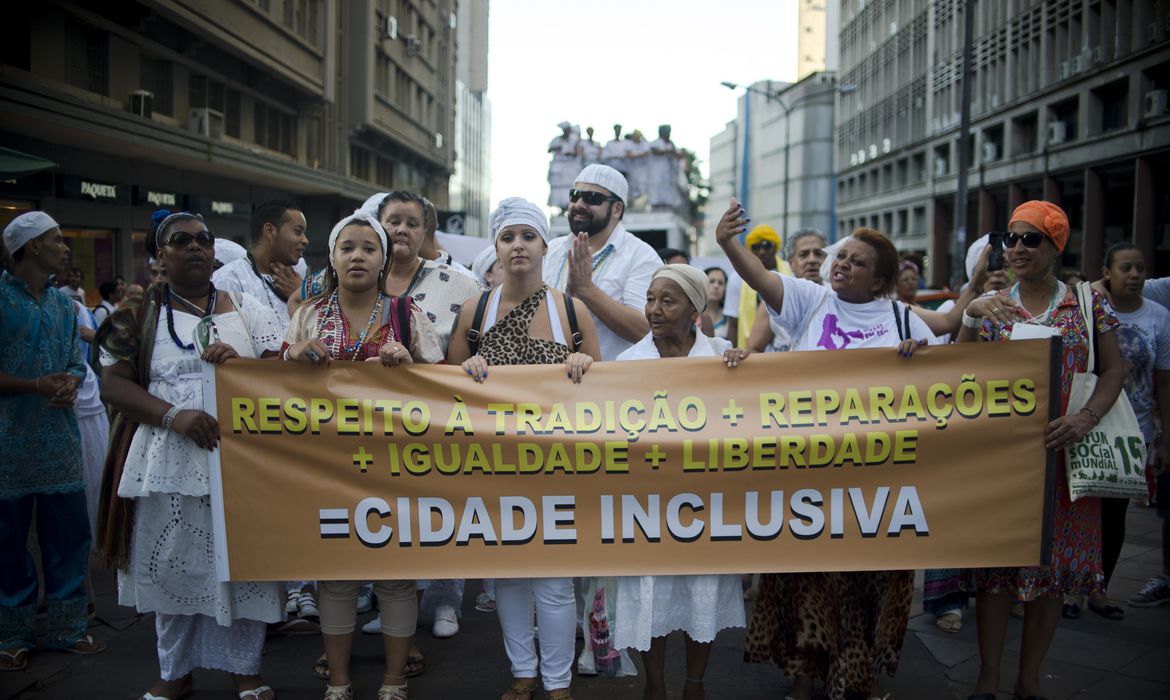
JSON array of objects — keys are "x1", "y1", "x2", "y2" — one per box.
[
  {"x1": 1145, "y1": 90, "x2": 1169, "y2": 117},
  {"x1": 382, "y1": 15, "x2": 398, "y2": 40},
  {"x1": 1048, "y1": 120, "x2": 1067, "y2": 145},
  {"x1": 189, "y1": 108, "x2": 224, "y2": 139}
]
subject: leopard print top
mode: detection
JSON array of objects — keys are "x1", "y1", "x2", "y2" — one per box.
[{"x1": 478, "y1": 285, "x2": 570, "y2": 366}]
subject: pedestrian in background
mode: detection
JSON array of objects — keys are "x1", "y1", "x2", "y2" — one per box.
[{"x1": 0, "y1": 211, "x2": 104, "y2": 672}]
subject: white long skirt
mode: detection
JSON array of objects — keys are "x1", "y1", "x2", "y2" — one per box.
[{"x1": 612, "y1": 574, "x2": 745, "y2": 652}]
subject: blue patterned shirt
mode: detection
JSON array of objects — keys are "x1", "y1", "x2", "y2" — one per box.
[{"x1": 0, "y1": 270, "x2": 85, "y2": 498}]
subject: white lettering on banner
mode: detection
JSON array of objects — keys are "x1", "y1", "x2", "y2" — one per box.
[
  {"x1": 80, "y1": 181, "x2": 117, "y2": 199},
  {"x1": 147, "y1": 191, "x2": 177, "y2": 207},
  {"x1": 324, "y1": 489, "x2": 930, "y2": 548},
  {"x1": 211, "y1": 201, "x2": 234, "y2": 215}
]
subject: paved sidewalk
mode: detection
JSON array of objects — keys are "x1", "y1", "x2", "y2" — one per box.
[{"x1": 2, "y1": 505, "x2": 1166, "y2": 699}]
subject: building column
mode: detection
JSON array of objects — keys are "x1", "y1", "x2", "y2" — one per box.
[
  {"x1": 1082, "y1": 167, "x2": 1104, "y2": 275},
  {"x1": 1043, "y1": 176, "x2": 1062, "y2": 203},
  {"x1": 1133, "y1": 156, "x2": 1156, "y2": 265},
  {"x1": 930, "y1": 197, "x2": 951, "y2": 288},
  {"x1": 978, "y1": 188, "x2": 995, "y2": 235},
  {"x1": 1008, "y1": 183, "x2": 1025, "y2": 211}
]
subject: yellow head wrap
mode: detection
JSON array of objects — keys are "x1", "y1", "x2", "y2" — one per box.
[{"x1": 744, "y1": 225, "x2": 781, "y2": 249}]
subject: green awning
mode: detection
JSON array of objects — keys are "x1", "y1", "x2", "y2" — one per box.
[{"x1": 0, "y1": 147, "x2": 56, "y2": 177}]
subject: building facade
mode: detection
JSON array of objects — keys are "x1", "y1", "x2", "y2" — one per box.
[
  {"x1": 798, "y1": 0, "x2": 840, "y2": 80},
  {"x1": 448, "y1": 0, "x2": 491, "y2": 239},
  {"x1": 0, "y1": 0, "x2": 459, "y2": 299},
  {"x1": 703, "y1": 72, "x2": 841, "y2": 255},
  {"x1": 835, "y1": 0, "x2": 1170, "y2": 285}
]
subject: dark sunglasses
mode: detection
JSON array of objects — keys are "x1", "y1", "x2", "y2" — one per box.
[
  {"x1": 569, "y1": 189, "x2": 619, "y2": 206},
  {"x1": 750, "y1": 241, "x2": 776, "y2": 251},
  {"x1": 165, "y1": 230, "x2": 216, "y2": 249},
  {"x1": 1004, "y1": 231, "x2": 1045, "y2": 249}
]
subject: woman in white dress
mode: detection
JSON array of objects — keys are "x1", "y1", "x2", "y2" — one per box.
[
  {"x1": 613, "y1": 264, "x2": 749, "y2": 700},
  {"x1": 98, "y1": 212, "x2": 284, "y2": 700}
]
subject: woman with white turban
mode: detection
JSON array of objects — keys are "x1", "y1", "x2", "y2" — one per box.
[
  {"x1": 447, "y1": 197, "x2": 601, "y2": 700},
  {"x1": 612, "y1": 264, "x2": 749, "y2": 699},
  {"x1": 283, "y1": 211, "x2": 443, "y2": 700}
]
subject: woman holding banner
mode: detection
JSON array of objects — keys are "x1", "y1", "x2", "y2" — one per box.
[
  {"x1": 715, "y1": 198, "x2": 934, "y2": 700},
  {"x1": 957, "y1": 201, "x2": 1125, "y2": 700},
  {"x1": 612, "y1": 263, "x2": 749, "y2": 699},
  {"x1": 283, "y1": 211, "x2": 443, "y2": 700},
  {"x1": 446, "y1": 197, "x2": 600, "y2": 700},
  {"x1": 97, "y1": 212, "x2": 284, "y2": 700}
]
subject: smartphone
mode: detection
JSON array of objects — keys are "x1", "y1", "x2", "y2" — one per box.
[{"x1": 986, "y1": 231, "x2": 1004, "y2": 272}]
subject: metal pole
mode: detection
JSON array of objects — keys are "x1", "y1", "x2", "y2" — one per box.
[
  {"x1": 952, "y1": 0, "x2": 976, "y2": 289},
  {"x1": 783, "y1": 104, "x2": 791, "y2": 235},
  {"x1": 740, "y1": 92, "x2": 751, "y2": 212}
]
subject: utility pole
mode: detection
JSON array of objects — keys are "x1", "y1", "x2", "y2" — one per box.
[{"x1": 952, "y1": 0, "x2": 976, "y2": 289}]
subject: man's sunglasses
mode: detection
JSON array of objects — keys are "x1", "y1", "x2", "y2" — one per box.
[
  {"x1": 569, "y1": 189, "x2": 619, "y2": 206},
  {"x1": 1004, "y1": 231, "x2": 1045, "y2": 249},
  {"x1": 750, "y1": 241, "x2": 776, "y2": 251},
  {"x1": 165, "y1": 230, "x2": 216, "y2": 249}
]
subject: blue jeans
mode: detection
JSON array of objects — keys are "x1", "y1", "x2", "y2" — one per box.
[{"x1": 0, "y1": 489, "x2": 91, "y2": 649}]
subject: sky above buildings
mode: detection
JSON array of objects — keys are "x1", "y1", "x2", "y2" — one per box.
[{"x1": 486, "y1": 0, "x2": 799, "y2": 211}]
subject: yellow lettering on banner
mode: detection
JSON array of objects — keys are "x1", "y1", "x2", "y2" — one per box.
[
  {"x1": 405, "y1": 444, "x2": 431, "y2": 474},
  {"x1": 833, "y1": 432, "x2": 862, "y2": 466},
  {"x1": 402, "y1": 401, "x2": 429, "y2": 436},
  {"x1": 255, "y1": 398, "x2": 281, "y2": 433},
  {"x1": 724, "y1": 438, "x2": 749, "y2": 469},
  {"x1": 647, "y1": 392, "x2": 678, "y2": 433},
  {"x1": 374, "y1": 399, "x2": 400, "y2": 434},
  {"x1": 576, "y1": 442, "x2": 602, "y2": 473},
  {"x1": 778, "y1": 435, "x2": 806, "y2": 467},
  {"x1": 518, "y1": 403, "x2": 542, "y2": 435},
  {"x1": 545, "y1": 443, "x2": 572, "y2": 473},
  {"x1": 232, "y1": 398, "x2": 257, "y2": 433},
  {"x1": 677, "y1": 396, "x2": 706, "y2": 430},
  {"x1": 893, "y1": 430, "x2": 918, "y2": 463},
  {"x1": 866, "y1": 431, "x2": 891, "y2": 464},
  {"x1": 576, "y1": 402, "x2": 601, "y2": 433},
  {"x1": 897, "y1": 386, "x2": 927, "y2": 423},
  {"x1": 927, "y1": 383, "x2": 953, "y2": 428},
  {"x1": 986, "y1": 379, "x2": 1012, "y2": 416},
  {"x1": 545, "y1": 403, "x2": 573, "y2": 433},
  {"x1": 789, "y1": 390, "x2": 814, "y2": 427},
  {"x1": 284, "y1": 397, "x2": 307, "y2": 433},
  {"x1": 955, "y1": 375, "x2": 983, "y2": 418},
  {"x1": 839, "y1": 388, "x2": 868, "y2": 425},
  {"x1": 444, "y1": 398, "x2": 473, "y2": 435},
  {"x1": 869, "y1": 386, "x2": 896, "y2": 422},
  {"x1": 760, "y1": 392, "x2": 787, "y2": 428},
  {"x1": 337, "y1": 399, "x2": 360, "y2": 435},
  {"x1": 467, "y1": 444, "x2": 492, "y2": 472},
  {"x1": 519, "y1": 443, "x2": 542, "y2": 473},
  {"x1": 814, "y1": 389, "x2": 840, "y2": 426},
  {"x1": 310, "y1": 398, "x2": 334, "y2": 433},
  {"x1": 808, "y1": 434, "x2": 834, "y2": 467},
  {"x1": 488, "y1": 403, "x2": 513, "y2": 435},
  {"x1": 1012, "y1": 379, "x2": 1036, "y2": 415},
  {"x1": 752, "y1": 436, "x2": 777, "y2": 468},
  {"x1": 621, "y1": 399, "x2": 647, "y2": 440},
  {"x1": 605, "y1": 442, "x2": 629, "y2": 472},
  {"x1": 682, "y1": 439, "x2": 706, "y2": 471}
]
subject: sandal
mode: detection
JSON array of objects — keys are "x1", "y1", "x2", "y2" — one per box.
[
  {"x1": 377, "y1": 682, "x2": 408, "y2": 700},
  {"x1": 1087, "y1": 600, "x2": 1125, "y2": 620},
  {"x1": 0, "y1": 646, "x2": 29, "y2": 672},
  {"x1": 311, "y1": 654, "x2": 330, "y2": 680},
  {"x1": 935, "y1": 610, "x2": 962, "y2": 633},
  {"x1": 237, "y1": 685, "x2": 275, "y2": 700},
  {"x1": 545, "y1": 689, "x2": 573, "y2": 700},
  {"x1": 323, "y1": 684, "x2": 352, "y2": 700},
  {"x1": 405, "y1": 653, "x2": 426, "y2": 678},
  {"x1": 63, "y1": 634, "x2": 106, "y2": 655},
  {"x1": 1061, "y1": 602, "x2": 1081, "y2": 619},
  {"x1": 140, "y1": 675, "x2": 194, "y2": 700},
  {"x1": 501, "y1": 678, "x2": 540, "y2": 700}
]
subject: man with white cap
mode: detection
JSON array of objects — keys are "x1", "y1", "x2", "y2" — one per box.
[
  {"x1": 547, "y1": 122, "x2": 580, "y2": 211},
  {"x1": 543, "y1": 164, "x2": 660, "y2": 361},
  {"x1": 0, "y1": 212, "x2": 106, "y2": 670}
]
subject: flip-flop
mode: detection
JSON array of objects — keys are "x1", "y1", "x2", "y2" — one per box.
[
  {"x1": 1087, "y1": 601, "x2": 1125, "y2": 620},
  {"x1": 312, "y1": 654, "x2": 330, "y2": 680},
  {"x1": 63, "y1": 635, "x2": 106, "y2": 655},
  {"x1": 0, "y1": 647, "x2": 28, "y2": 672},
  {"x1": 237, "y1": 685, "x2": 274, "y2": 700},
  {"x1": 141, "y1": 674, "x2": 193, "y2": 700},
  {"x1": 1061, "y1": 602, "x2": 1081, "y2": 619},
  {"x1": 935, "y1": 611, "x2": 962, "y2": 633}
]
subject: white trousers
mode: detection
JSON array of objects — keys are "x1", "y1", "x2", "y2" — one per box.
[{"x1": 495, "y1": 577, "x2": 575, "y2": 690}]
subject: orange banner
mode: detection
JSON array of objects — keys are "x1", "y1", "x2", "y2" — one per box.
[{"x1": 205, "y1": 339, "x2": 1058, "y2": 582}]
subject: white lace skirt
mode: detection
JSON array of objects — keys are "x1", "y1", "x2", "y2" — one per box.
[
  {"x1": 155, "y1": 613, "x2": 266, "y2": 680},
  {"x1": 118, "y1": 492, "x2": 283, "y2": 626},
  {"x1": 612, "y1": 574, "x2": 746, "y2": 651}
]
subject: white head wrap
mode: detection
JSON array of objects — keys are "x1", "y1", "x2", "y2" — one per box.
[
  {"x1": 327, "y1": 212, "x2": 389, "y2": 269},
  {"x1": 357, "y1": 192, "x2": 390, "y2": 218},
  {"x1": 574, "y1": 164, "x2": 628, "y2": 205},
  {"x1": 965, "y1": 233, "x2": 990, "y2": 281},
  {"x1": 653, "y1": 264, "x2": 709, "y2": 313},
  {"x1": 214, "y1": 238, "x2": 247, "y2": 267},
  {"x1": 3, "y1": 211, "x2": 59, "y2": 254},
  {"x1": 818, "y1": 238, "x2": 845, "y2": 288},
  {"x1": 489, "y1": 197, "x2": 549, "y2": 242},
  {"x1": 471, "y1": 245, "x2": 499, "y2": 287}
]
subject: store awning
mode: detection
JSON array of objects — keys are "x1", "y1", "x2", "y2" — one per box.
[{"x1": 0, "y1": 147, "x2": 56, "y2": 177}]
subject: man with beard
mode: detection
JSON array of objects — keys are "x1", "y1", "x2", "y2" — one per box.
[
  {"x1": 212, "y1": 198, "x2": 307, "y2": 332},
  {"x1": 543, "y1": 164, "x2": 660, "y2": 360},
  {"x1": 746, "y1": 228, "x2": 826, "y2": 352},
  {"x1": 723, "y1": 224, "x2": 793, "y2": 347}
]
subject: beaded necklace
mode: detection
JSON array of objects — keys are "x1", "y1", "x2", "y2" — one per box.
[
  {"x1": 1008, "y1": 280, "x2": 1066, "y2": 325},
  {"x1": 164, "y1": 283, "x2": 217, "y2": 351},
  {"x1": 246, "y1": 252, "x2": 286, "y2": 302},
  {"x1": 317, "y1": 290, "x2": 385, "y2": 360},
  {"x1": 554, "y1": 242, "x2": 615, "y2": 290}
]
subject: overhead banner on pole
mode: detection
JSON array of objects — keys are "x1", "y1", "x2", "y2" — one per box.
[{"x1": 205, "y1": 340, "x2": 1058, "y2": 582}]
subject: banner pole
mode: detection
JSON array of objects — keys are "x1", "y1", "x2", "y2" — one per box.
[{"x1": 203, "y1": 361, "x2": 232, "y2": 582}]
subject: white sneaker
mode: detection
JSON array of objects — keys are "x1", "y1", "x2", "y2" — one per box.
[
  {"x1": 285, "y1": 590, "x2": 300, "y2": 615},
  {"x1": 361, "y1": 615, "x2": 382, "y2": 634},
  {"x1": 432, "y1": 605, "x2": 459, "y2": 638},
  {"x1": 297, "y1": 591, "x2": 319, "y2": 620},
  {"x1": 356, "y1": 587, "x2": 374, "y2": 614},
  {"x1": 473, "y1": 591, "x2": 496, "y2": 613}
]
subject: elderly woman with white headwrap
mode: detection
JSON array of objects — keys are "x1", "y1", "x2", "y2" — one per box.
[
  {"x1": 282, "y1": 211, "x2": 442, "y2": 700},
  {"x1": 447, "y1": 197, "x2": 600, "y2": 700},
  {"x1": 611, "y1": 264, "x2": 748, "y2": 700}
]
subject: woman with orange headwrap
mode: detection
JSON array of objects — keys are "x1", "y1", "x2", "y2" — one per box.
[{"x1": 957, "y1": 200, "x2": 1126, "y2": 700}]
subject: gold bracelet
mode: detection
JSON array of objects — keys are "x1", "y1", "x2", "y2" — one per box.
[{"x1": 1080, "y1": 406, "x2": 1101, "y2": 424}]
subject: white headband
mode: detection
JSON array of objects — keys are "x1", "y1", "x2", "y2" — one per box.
[
  {"x1": 489, "y1": 197, "x2": 548, "y2": 242},
  {"x1": 328, "y1": 212, "x2": 389, "y2": 269}
]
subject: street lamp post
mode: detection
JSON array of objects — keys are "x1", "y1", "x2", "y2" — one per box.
[{"x1": 722, "y1": 80, "x2": 856, "y2": 235}]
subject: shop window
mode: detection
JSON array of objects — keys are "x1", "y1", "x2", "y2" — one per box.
[
  {"x1": 1091, "y1": 78, "x2": 1129, "y2": 133},
  {"x1": 61, "y1": 228, "x2": 115, "y2": 306},
  {"x1": 1011, "y1": 112, "x2": 1038, "y2": 155}
]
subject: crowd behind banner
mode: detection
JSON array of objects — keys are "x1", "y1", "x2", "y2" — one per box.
[{"x1": 1, "y1": 160, "x2": 1168, "y2": 700}]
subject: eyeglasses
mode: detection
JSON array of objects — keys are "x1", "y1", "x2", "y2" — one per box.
[
  {"x1": 569, "y1": 189, "x2": 619, "y2": 206},
  {"x1": 165, "y1": 230, "x2": 215, "y2": 249},
  {"x1": 1004, "y1": 231, "x2": 1045, "y2": 249},
  {"x1": 750, "y1": 241, "x2": 776, "y2": 251}
]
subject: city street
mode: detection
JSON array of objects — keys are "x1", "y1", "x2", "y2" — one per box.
[{"x1": 2, "y1": 505, "x2": 1166, "y2": 699}]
